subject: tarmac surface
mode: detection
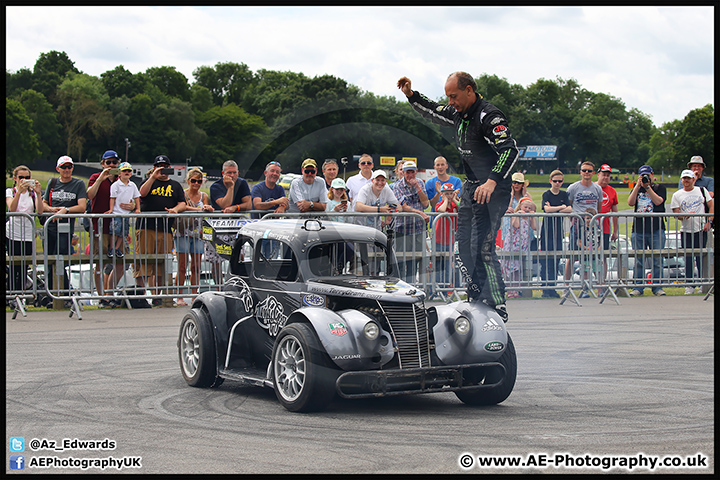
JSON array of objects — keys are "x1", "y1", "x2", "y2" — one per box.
[{"x1": 6, "y1": 295, "x2": 714, "y2": 474}]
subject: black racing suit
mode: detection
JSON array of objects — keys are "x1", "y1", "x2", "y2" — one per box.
[{"x1": 407, "y1": 91, "x2": 519, "y2": 307}]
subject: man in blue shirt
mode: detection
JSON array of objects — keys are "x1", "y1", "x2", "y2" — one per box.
[
  {"x1": 210, "y1": 160, "x2": 252, "y2": 213},
  {"x1": 425, "y1": 156, "x2": 462, "y2": 209},
  {"x1": 251, "y1": 161, "x2": 288, "y2": 219},
  {"x1": 678, "y1": 156, "x2": 714, "y2": 198}
]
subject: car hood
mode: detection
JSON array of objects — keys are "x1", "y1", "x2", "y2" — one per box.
[{"x1": 306, "y1": 277, "x2": 426, "y2": 303}]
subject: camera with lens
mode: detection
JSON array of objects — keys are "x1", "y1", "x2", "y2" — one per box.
[{"x1": 641, "y1": 174, "x2": 651, "y2": 184}]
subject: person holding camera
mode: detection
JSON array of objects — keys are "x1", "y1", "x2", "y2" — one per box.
[
  {"x1": 628, "y1": 164, "x2": 667, "y2": 296},
  {"x1": 134, "y1": 155, "x2": 187, "y2": 304},
  {"x1": 6, "y1": 165, "x2": 44, "y2": 294}
]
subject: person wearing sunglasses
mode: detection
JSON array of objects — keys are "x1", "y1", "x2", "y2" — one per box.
[
  {"x1": 6, "y1": 165, "x2": 44, "y2": 295},
  {"x1": 565, "y1": 161, "x2": 603, "y2": 292},
  {"x1": 87, "y1": 150, "x2": 125, "y2": 307},
  {"x1": 287, "y1": 158, "x2": 327, "y2": 213},
  {"x1": 42, "y1": 155, "x2": 88, "y2": 295},
  {"x1": 174, "y1": 168, "x2": 213, "y2": 306},
  {"x1": 346, "y1": 154, "x2": 374, "y2": 209},
  {"x1": 539, "y1": 170, "x2": 572, "y2": 298}
]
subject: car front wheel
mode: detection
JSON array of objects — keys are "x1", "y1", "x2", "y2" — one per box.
[
  {"x1": 178, "y1": 308, "x2": 221, "y2": 388},
  {"x1": 455, "y1": 334, "x2": 517, "y2": 406},
  {"x1": 272, "y1": 323, "x2": 337, "y2": 412}
]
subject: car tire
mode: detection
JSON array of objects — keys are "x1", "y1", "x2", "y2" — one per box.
[
  {"x1": 178, "y1": 308, "x2": 222, "y2": 388},
  {"x1": 455, "y1": 334, "x2": 517, "y2": 406},
  {"x1": 272, "y1": 323, "x2": 338, "y2": 412}
]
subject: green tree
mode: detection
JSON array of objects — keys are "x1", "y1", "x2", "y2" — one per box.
[
  {"x1": 6, "y1": 98, "x2": 41, "y2": 173},
  {"x1": 647, "y1": 120, "x2": 681, "y2": 172},
  {"x1": 193, "y1": 61, "x2": 254, "y2": 107},
  {"x1": 144, "y1": 66, "x2": 190, "y2": 102},
  {"x1": 101, "y1": 65, "x2": 147, "y2": 99},
  {"x1": 17, "y1": 89, "x2": 63, "y2": 160},
  {"x1": 674, "y1": 104, "x2": 714, "y2": 173},
  {"x1": 152, "y1": 98, "x2": 206, "y2": 163},
  {"x1": 196, "y1": 103, "x2": 267, "y2": 168},
  {"x1": 55, "y1": 73, "x2": 114, "y2": 161},
  {"x1": 32, "y1": 50, "x2": 80, "y2": 103}
]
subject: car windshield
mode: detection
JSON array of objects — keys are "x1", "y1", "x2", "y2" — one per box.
[{"x1": 307, "y1": 241, "x2": 394, "y2": 278}]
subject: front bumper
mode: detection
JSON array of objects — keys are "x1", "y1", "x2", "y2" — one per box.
[{"x1": 335, "y1": 362, "x2": 505, "y2": 399}]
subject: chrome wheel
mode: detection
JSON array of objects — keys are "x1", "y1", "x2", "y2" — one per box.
[
  {"x1": 274, "y1": 334, "x2": 307, "y2": 402},
  {"x1": 180, "y1": 319, "x2": 199, "y2": 378}
]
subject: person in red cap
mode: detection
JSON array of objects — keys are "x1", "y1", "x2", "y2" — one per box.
[{"x1": 596, "y1": 164, "x2": 619, "y2": 293}]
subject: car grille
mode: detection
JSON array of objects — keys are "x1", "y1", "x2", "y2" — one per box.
[{"x1": 379, "y1": 302, "x2": 430, "y2": 369}]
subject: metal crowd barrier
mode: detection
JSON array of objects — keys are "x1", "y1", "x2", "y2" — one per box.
[{"x1": 4, "y1": 210, "x2": 714, "y2": 318}]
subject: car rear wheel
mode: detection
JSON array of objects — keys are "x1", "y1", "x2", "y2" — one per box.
[
  {"x1": 455, "y1": 334, "x2": 517, "y2": 406},
  {"x1": 178, "y1": 308, "x2": 221, "y2": 388},
  {"x1": 272, "y1": 323, "x2": 337, "y2": 412}
]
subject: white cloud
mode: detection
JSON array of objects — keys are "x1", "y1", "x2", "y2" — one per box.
[{"x1": 5, "y1": 6, "x2": 714, "y2": 126}]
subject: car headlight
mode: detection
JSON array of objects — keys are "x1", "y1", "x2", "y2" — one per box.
[
  {"x1": 454, "y1": 316, "x2": 471, "y2": 335},
  {"x1": 363, "y1": 321, "x2": 380, "y2": 340}
]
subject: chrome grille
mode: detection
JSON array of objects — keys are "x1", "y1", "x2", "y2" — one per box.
[{"x1": 380, "y1": 302, "x2": 430, "y2": 368}]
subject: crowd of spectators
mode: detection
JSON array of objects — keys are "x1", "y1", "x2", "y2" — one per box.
[{"x1": 5, "y1": 152, "x2": 714, "y2": 310}]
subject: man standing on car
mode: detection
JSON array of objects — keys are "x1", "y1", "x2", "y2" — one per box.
[
  {"x1": 628, "y1": 165, "x2": 667, "y2": 297},
  {"x1": 397, "y1": 72, "x2": 519, "y2": 322}
]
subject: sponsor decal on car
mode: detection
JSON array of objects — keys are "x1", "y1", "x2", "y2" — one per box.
[
  {"x1": 484, "y1": 341, "x2": 504, "y2": 352},
  {"x1": 302, "y1": 294, "x2": 325, "y2": 307},
  {"x1": 329, "y1": 322, "x2": 348, "y2": 336},
  {"x1": 482, "y1": 318, "x2": 503, "y2": 332},
  {"x1": 256, "y1": 296, "x2": 288, "y2": 337}
]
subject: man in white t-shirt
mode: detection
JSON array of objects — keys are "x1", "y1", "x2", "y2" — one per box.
[
  {"x1": 346, "y1": 153, "x2": 374, "y2": 209},
  {"x1": 354, "y1": 170, "x2": 399, "y2": 230},
  {"x1": 670, "y1": 169, "x2": 714, "y2": 294}
]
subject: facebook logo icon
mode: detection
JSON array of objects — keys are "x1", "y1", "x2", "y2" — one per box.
[{"x1": 10, "y1": 455, "x2": 25, "y2": 470}]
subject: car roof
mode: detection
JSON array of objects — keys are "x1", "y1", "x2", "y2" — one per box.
[{"x1": 240, "y1": 218, "x2": 388, "y2": 250}]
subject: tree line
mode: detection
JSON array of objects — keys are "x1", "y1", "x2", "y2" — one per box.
[{"x1": 6, "y1": 50, "x2": 713, "y2": 177}]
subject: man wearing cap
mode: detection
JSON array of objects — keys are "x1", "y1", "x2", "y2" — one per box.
[
  {"x1": 628, "y1": 164, "x2": 667, "y2": 296},
  {"x1": 397, "y1": 72, "x2": 519, "y2": 321},
  {"x1": 426, "y1": 156, "x2": 462, "y2": 209},
  {"x1": 346, "y1": 154, "x2": 375, "y2": 209},
  {"x1": 596, "y1": 164, "x2": 620, "y2": 291},
  {"x1": 87, "y1": 150, "x2": 125, "y2": 307},
  {"x1": 355, "y1": 170, "x2": 400, "y2": 230},
  {"x1": 42, "y1": 155, "x2": 88, "y2": 294},
  {"x1": 288, "y1": 158, "x2": 328, "y2": 213},
  {"x1": 390, "y1": 160, "x2": 430, "y2": 284},
  {"x1": 678, "y1": 156, "x2": 713, "y2": 198},
  {"x1": 210, "y1": 160, "x2": 252, "y2": 213},
  {"x1": 251, "y1": 161, "x2": 289, "y2": 219},
  {"x1": 135, "y1": 155, "x2": 187, "y2": 303},
  {"x1": 671, "y1": 169, "x2": 714, "y2": 295}
]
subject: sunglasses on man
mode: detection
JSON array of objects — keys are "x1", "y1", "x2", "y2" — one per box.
[
  {"x1": 304, "y1": 168, "x2": 317, "y2": 175},
  {"x1": 59, "y1": 164, "x2": 74, "y2": 170}
]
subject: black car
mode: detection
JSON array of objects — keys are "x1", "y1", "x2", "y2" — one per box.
[{"x1": 178, "y1": 218, "x2": 516, "y2": 412}]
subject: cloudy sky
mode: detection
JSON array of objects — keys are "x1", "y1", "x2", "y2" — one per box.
[{"x1": 5, "y1": 6, "x2": 714, "y2": 127}]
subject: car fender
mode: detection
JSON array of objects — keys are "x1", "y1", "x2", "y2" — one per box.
[
  {"x1": 286, "y1": 307, "x2": 394, "y2": 370},
  {"x1": 191, "y1": 291, "x2": 230, "y2": 371},
  {"x1": 429, "y1": 301, "x2": 508, "y2": 366}
]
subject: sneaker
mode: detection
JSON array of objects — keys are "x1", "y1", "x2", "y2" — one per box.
[
  {"x1": 115, "y1": 250, "x2": 124, "y2": 258},
  {"x1": 152, "y1": 298, "x2": 163, "y2": 307},
  {"x1": 629, "y1": 290, "x2": 643, "y2": 297},
  {"x1": 99, "y1": 299, "x2": 112, "y2": 308},
  {"x1": 494, "y1": 303, "x2": 509, "y2": 323},
  {"x1": 654, "y1": 289, "x2": 666, "y2": 296},
  {"x1": 580, "y1": 290, "x2": 590, "y2": 298},
  {"x1": 684, "y1": 287, "x2": 695, "y2": 295},
  {"x1": 107, "y1": 249, "x2": 114, "y2": 258}
]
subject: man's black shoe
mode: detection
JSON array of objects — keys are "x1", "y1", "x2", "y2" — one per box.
[{"x1": 494, "y1": 303, "x2": 508, "y2": 323}]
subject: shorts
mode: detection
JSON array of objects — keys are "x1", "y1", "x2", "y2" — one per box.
[
  {"x1": 134, "y1": 229, "x2": 173, "y2": 278},
  {"x1": 175, "y1": 235, "x2": 203, "y2": 254},
  {"x1": 92, "y1": 232, "x2": 112, "y2": 256},
  {"x1": 110, "y1": 217, "x2": 130, "y2": 237}
]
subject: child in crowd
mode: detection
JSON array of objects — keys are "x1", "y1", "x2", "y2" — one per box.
[
  {"x1": 106, "y1": 162, "x2": 140, "y2": 258},
  {"x1": 325, "y1": 178, "x2": 349, "y2": 222},
  {"x1": 502, "y1": 197, "x2": 537, "y2": 298},
  {"x1": 433, "y1": 182, "x2": 460, "y2": 294}
]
